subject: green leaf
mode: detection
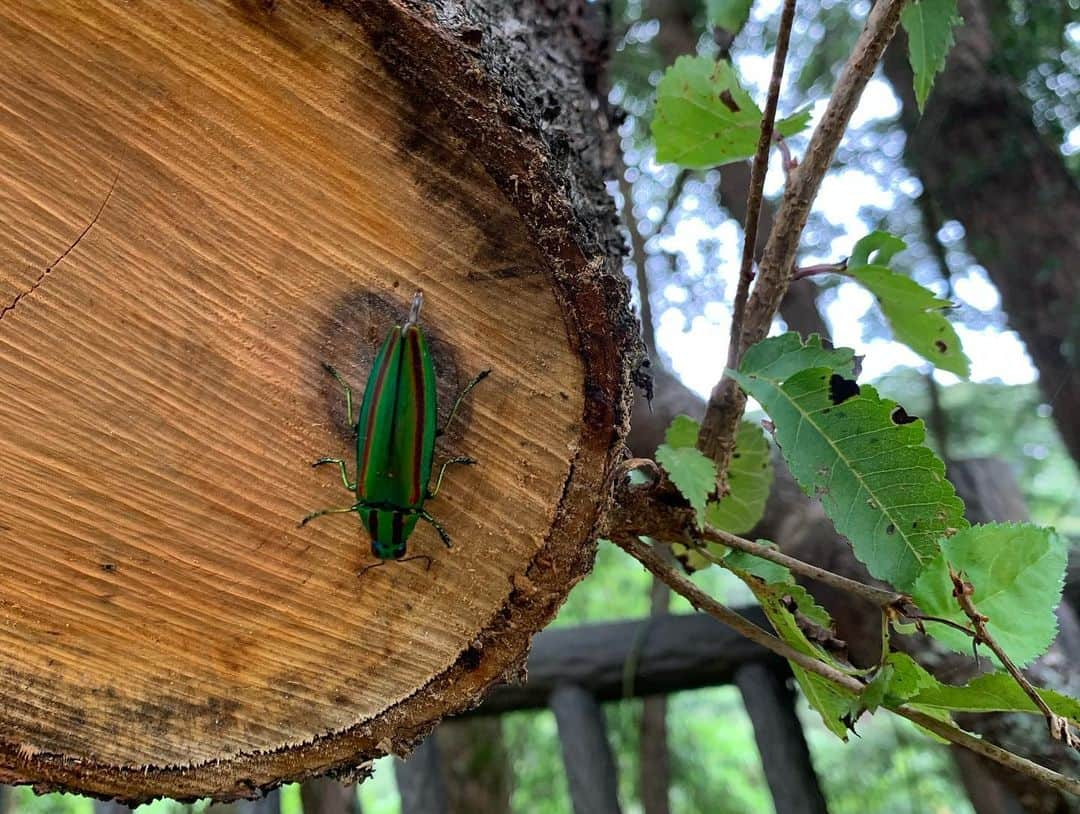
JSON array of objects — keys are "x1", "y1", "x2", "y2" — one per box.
[
  {"x1": 707, "y1": 0, "x2": 753, "y2": 32},
  {"x1": 863, "y1": 652, "x2": 939, "y2": 712},
  {"x1": 845, "y1": 232, "x2": 970, "y2": 377},
  {"x1": 705, "y1": 421, "x2": 774, "y2": 535},
  {"x1": 849, "y1": 230, "x2": 906, "y2": 269},
  {"x1": 664, "y1": 414, "x2": 701, "y2": 448},
  {"x1": 736, "y1": 332, "x2": 855, "y2": 382},
  {"x1": 911, "y1": 523, "x2": 1067, "y2": 666},
  {"x1": 733, "y1": 334, "x2": 968, "y2": 591},
  {"x1": 655, "y1": 415, "x2": 716, "y2": 525},
  {"x1": 652, "y1": 56, "x2": 811, "y2": 169},
  {"x1": 910, "y1": 671, "x2": 1080, "y2": 723},
  {"x1": 901, "y1": 0, "x2": 962, "y2": 112},
  {"x1": 724, "y1": 547, "x2": 856, "y2": 738}
]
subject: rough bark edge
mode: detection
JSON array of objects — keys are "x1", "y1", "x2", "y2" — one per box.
[{"x1": 0, "y1": 0, "x2": 642, "y2": 801}]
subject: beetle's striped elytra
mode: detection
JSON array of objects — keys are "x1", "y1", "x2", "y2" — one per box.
[{"x1": 300, "y1": 291, "x2": 489, "y2": 575}]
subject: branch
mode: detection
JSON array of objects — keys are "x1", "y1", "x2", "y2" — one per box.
[
  {"x1": 894, "y1": 707, "x2": 1080, "y2": 798},
  {"x1": 611, "y1": 534, "x2": 864, "y2": 692},
  {"x1": 725, "y1": 0, "x2": 797, "y2": 372},
  {"x1": 698, "y1": 0, "x2": 911, "y2": 463},
  {"x1": 618, "y1": 164, "x2": 658, "y2": 357},
  {"x1": 950, "y1": 569, "x2": 1079, "y2": 749},
  {"x1": 612, "y1": 534, "x2": 1080, "y2": 796},
  {"x1": 699, "y1": 527, "x2": 906, "y2": 610}
]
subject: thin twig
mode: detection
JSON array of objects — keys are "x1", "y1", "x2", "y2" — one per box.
[
  {"x1": 613, "y1": 534, "x2": 864, "y2": 691},
  {"x1": 894, "y1": 707, "x2": 1080, "y2": 797},
  {"x1": 950, "y1": 569, "x2": 1079, "y2": 749},
  {"x1": 698, "y1": 0, "x2": 910, "y2": 461},
  {"x1": 612, "y1": 534, "x2": 1080, "y2": 795},
  {"x1": 618, "y1": 164, "x2": 658, "y2": 357},
  {"x1": 699, "y1": 527, "x2": 905, "y2": 609},
  {"x1": 790, "y1": 259, "x2": 847, "y2": 281},
  {"x1": 773, "y1": 132, "x2": 797, "y2": 179},
  {"x1": 726, "y1": 0, "x2": 797, "y2": 373}
]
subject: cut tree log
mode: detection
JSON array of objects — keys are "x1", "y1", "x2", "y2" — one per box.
[{"x1": 0, "y1": 0, "x2": 640, "y2": 801}]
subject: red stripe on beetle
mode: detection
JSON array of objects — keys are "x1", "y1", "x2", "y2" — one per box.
[{"x1": 406, "y1": 327, "x2": 426, "y2": 505}]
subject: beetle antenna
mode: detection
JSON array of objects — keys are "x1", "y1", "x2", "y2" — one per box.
[{"x1": 405, "y1": 290, "x2": 424, "y2": 327}]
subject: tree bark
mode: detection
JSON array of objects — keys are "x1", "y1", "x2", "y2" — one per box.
[
  {"x1": 0, "y1": 0, "x2": 639, "y2": 800},
  {"x1": 882, "y1": 0, "x2": 1080, "y2": 462}
]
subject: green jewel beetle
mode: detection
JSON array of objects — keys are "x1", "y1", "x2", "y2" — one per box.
[{"x1": 300, "y1": 291, "x2": 488, "y2": 574}]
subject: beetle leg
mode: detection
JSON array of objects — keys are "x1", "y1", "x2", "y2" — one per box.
[
  {"x1": 312, "y1": 457, "x2": 357, "y2": 491},
  {"x1": 356, "y1": 560, "x2": 388, "y2": 578},
  {"x1": 298, "y1": 505, "x2": 357, "y2": 527},
  {"x1": 437, "y1": 368, "x2": 491, "y2": 437},
  {"x1": 322, "y1": 363, "x2": 357, "y2": 427},
  {"x1": 400, "y1": 554, "x2": 434, "y2": 571},
  {"x1": 428, "y1": 456, "x2": 476, "y2": 498},
  {"x1": 419, "y1": 510, "x2": 453, "y2": 549}
]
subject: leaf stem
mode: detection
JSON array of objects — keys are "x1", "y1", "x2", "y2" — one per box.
[
  {"x1": 790, "y1": 259, "x2": 848, "y2": 281},
  {"x1": 699, "y1": 526, "x2": 906, "y2": 610},
  {"x1": 950, "y1": 569, "x2": 1079, "y2": 749}
]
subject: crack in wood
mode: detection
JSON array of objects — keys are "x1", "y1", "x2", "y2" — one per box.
[{"x1": 0, "y1": 169, "x2": 118, "y2": 323}]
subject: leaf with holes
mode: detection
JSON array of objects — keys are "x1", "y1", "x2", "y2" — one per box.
[
  {"x1": 911, "y1": 523, "x2": 1067, "y2": 666},
  {"x1": 732, "y1": 334, "x2": 967, "y2": 591},
  {"x1": 901, "y1": 0, "x2": 962, "y2": 111},
  {"x1": 655, "y1": 415, "x2": 716, "y2": 526},
  {"x1": 724, "y1": 547, "x2": 856, "y2": 738},
  {"x1": 653, "y1": 56, "x2": 811, "y2": 169},
  {"x1": 845, "y1": 232, "x2": 969, "y2": 377}
]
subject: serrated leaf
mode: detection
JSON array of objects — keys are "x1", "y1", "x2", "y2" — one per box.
[
  {"x1": 845, "y1": 232, "x2": 970, "y2": 377},
  {"x1": 901, "y1": 0, "x2": 962, "y2": 112},
  {"x1": 652, "y1": 56, "x2": 811, "y2": 169},
  {"x1": 656, "y1": 416, "x2": 716, "y2": 525},
  {"x1": 705, "y1": 421, "x2": 774, "y2": 535},
  {"x1": 736, "y1": 332, "x2": 855, "y2": 382},
  {"x1": 732, "y1": 334, "x2": 968, "y2": 591},
  {"x1": 911, "y1": 523, "x2": 1067, "y2": 667},
  {"x1": 724, "y1": 547, "x2": 856, "y2": 738},
  {"x1": 664, "y1": 414, "x2": 701, "y2": 448},
  {"x1": 909, "y1": 671, "x2": 1080, "y2": 723},
  {"x1": 707, "y1": 0, "x2": 753, "y2": 32}
]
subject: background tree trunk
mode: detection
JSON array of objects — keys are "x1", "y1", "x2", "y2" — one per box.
[
  {"x1": 434, "y1": 719, "x2": 512, "y2": 814},
  {"x1": 300, "y1": 777, "x2": 361, "y2": 814},
  {"x1": 882, "y1": 0, "x2": 1080, "y2": 463},
  {"x1": 0, "y1": 0, "x2": 639, "y2": 800}
]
